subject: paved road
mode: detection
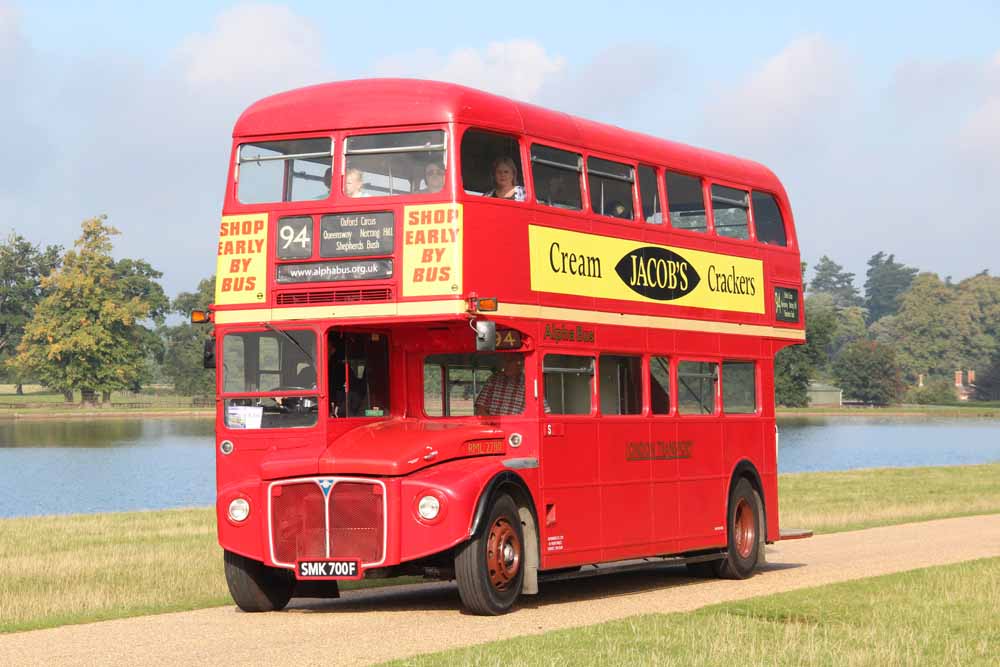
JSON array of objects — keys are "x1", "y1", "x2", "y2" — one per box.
[{"x1": 2, "y1": 514, "x2": 998, "y2": 666}]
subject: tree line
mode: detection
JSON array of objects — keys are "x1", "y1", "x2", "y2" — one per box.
[
  {"x1": 3, "y1": 218, "x2": 999, "y2": 405},
  {"x1": 776, "y1": 254, "x2": 1000, "y2": 406},
  {"x1": 1, "y1": 218, "x2": 214, "y2": 403}
]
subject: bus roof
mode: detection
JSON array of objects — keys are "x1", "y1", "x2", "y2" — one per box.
[{"x1": 234, "y1": 78, "x2": 783, "y2": 192}]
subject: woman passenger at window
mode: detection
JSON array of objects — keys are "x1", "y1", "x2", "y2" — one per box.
[{"x1": 484, "y1": 156, "x2": 525, "y2": 201}]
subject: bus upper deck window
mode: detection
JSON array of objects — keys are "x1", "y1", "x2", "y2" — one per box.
[
  {"x1": 343, "y1": 130, "x2": 446, "y2": 198},
  {"x1": 588, "y1": 157, "x2": 634, "y2": 220},
  {"x1": 665, "y1": 172, "x2": 707, "y2": 232},
  {"x1": 639, "y1": 165, "x2": 662, "y2": 223},
  {"x1": 712, "y1": 185, "x2": 750, "y2": 241},
  {"x1": 461, "y1": 129, "x2": 524, "y2": 200},
  {"x1": 532, "y1": 145, "x2": 583, "y2": 211},
  {"x1": 752, "y1": 192, "x2": 788, "y2": 246},
  {"x1": 237, "y1": 138, "x2": 333, "y2": 204}
]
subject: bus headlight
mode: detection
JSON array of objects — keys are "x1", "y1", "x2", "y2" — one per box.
[
  {"x1": 228, "y1": 498, "x2": 250, "y2": 523},
  {"x1": 417, "y1": 495, "x2": 441, "y2": 520}
]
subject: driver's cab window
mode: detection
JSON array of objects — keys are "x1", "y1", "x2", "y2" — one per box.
[
  {"x1": 328, "y1": 330, "x2": 390, "y2": 418},
  {"x1": 461, "y1": 129, "x2": 525, "y2": 201}
]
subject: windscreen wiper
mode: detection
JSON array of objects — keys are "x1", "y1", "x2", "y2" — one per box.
[{"x1": 263, "y1": 322, "x2": 316, "y2": 367}]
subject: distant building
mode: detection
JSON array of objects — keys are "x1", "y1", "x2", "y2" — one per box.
[
  {"x1": 808, "y1": 382, "x2": 843, "y2": 407},
  {"x1": 955, "y1": 369, "x2": 976, "y2": 401}
]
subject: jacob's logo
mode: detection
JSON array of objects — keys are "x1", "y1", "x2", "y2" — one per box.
[{"x1": 614, "y1": 247, "x2": 700, "y2": 301}]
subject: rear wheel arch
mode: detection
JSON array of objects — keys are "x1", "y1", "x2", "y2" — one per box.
[
  {"x1": 729, "y1": 459, "x2": 766, "y2": 536},
  {"x1": 467, "y1": 471, "x2": 540, "y2": 596}
]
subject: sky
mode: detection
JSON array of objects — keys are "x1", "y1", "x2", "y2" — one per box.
[{"x1": 2, "y1": 0, "x2": 999, "y2": 299}]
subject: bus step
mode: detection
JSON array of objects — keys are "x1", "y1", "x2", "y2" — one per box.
[
  {"x1": 779, "y1": 528, "x2": 813, "y2": 540},
  {"x1": 538, "y1": 553, "x2": 725, "y2": 584}
]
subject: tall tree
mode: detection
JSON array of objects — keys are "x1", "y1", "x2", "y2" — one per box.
[
  {"x1": 974, "y1": 350, "x2": 1000, "y2": 401},
  {"x1": 0, "y1": 234, "x2": 62, "y2": 393},
  {"x1": 161, "y1": 276, "x2": 216, "y2": 396},
  {"x1": 863, "y1": 252, "x2": 918, "y2": 324},
  {"x1": 809, "y1": 255, "x2": 862, "y2": 308},
  {"x1": 774, "y1": 296, "x2": 837, "y2": 406},
  {"x1": 9, "y1": 217, "x2": 167, "y2": 404},
  {"x1": 833, "y1": 340, "x2": 905, "y2": 406}
]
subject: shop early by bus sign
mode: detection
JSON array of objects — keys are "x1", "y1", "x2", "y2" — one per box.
[
  {"x1": 216, "y1": 214, "x2": 269, "y2": 305},
  {"x1": 528, "y1": 225, "x2": 765, "y2": 314},
  {"x1": 402, "y1": 203, "x2": 463, "y2": 297}
]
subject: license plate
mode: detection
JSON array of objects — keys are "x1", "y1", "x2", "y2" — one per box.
[{"x1": 295, "y1": 559, "x2": 362, "y2": 580}]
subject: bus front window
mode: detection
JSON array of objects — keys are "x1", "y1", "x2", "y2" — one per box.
[
  {"x1": 423, "y1": 353, "x2": 525, "y2": 417},
  {"x1": 237, "y1": 138, "x2": 333, "y2": 204},
  {"x1": 328, "y1": 331, "x2": 390, "y2": 418},
  {"x1": 344, "y1": 130, "x2": 446, "y2": 198},
  {"x1": 221, "y1": 329, "x2": 319, "y2": 429}
]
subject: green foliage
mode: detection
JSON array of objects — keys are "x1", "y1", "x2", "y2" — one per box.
[
  {"x1": 833, "y1": 340, "x2": 905, "y2": 406},
  {"x1": 809, "y1": 255, "x2": 861, "y2": 307},
  {"x1": 0, "y1": 233, "x2": 62, "y2": 384},
  {"x1": 774, "y1": 297, "x2": 836, "y2": 406},
  {"x1": 863, "y1": 251, "x2": 918, "y2": 324},
  {"x1": 8, "y1": 217, "x2": 166, "y2": 400},
  {"x1": 974, "y1": 350, "x2": 1000, "y2": 401},
  {"x1": 161, "y1": 276, "x2": 216, "y2": 396},
  {"x1": 906, "y1": 378, "x2": 957, "y2": 405}
]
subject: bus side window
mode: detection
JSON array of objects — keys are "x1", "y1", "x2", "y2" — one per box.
[
  {"x1": 599, "y1": 355, "x2": 642, "y2": 414},
  {"x1": 639, "y1": 165, "x2": 662, "y2": 223},
  {"x1": 665, "y1": 172, "x2": 707, "y2": 232},
  {"x1": 722, "y1": 361, "x2": 757, "y2": 414},
  {"x1": 587, "y1": 157, "x2": 634, "y2": 220},
  {"x1": 461, "y1": 129, "x2": 523, "y2": 197},
  {"x1": 531, "y1": 145, "x2": 583, "y2": 210},
  {"x1": 649, "y1": 355, "x2": 671, "y2": 414},
  {"x1": 712, "y1": 184, "x2": 750, "y2": 240},
  {"x1": 752, "y1": 192, "x2": 788, "y2": 246},
  {"x1": 543, "y1": 354, "x2": 594, "y2": 414},
  {"x1": 677, "y1": 361, "x2": 717, "y2": 415}
]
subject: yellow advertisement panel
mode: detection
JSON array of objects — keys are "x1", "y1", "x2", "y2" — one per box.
[
  {"x1": 529, "y1": 225, "x2": 764, "y2": 314},
  {"x1": 215, "y1": 214, "x2": 269, "y2": 306},
  {"x1": 402, "y1": 203, "x2": 463, "y2": 297}
]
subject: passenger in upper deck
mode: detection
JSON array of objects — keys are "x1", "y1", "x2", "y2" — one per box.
[
  {"x1": 344, "y1": 168, "x2": 370, "y2": 198},
  {"x1": 419, "y1": 162, "x2": 445, "y2": 193},
  {"x1": 484, "y1": 157, "x2": 525, "y2": 201}
]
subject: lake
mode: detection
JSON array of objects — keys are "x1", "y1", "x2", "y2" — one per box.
[{"x1": 1, "y1": 416, "x2": 998, "y2": 518}]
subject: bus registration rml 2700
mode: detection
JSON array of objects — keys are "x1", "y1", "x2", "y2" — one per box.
[{"x1": 296, "y1": 560, "x2": 361, "y2": 580}]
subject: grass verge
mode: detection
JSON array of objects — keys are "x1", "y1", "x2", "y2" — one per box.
[
  {"x1": 1, "y1": 464, "x2": 998, "y2": 634},
  {"x1": 779, "y1": 463, "x2": 1000, "y2": 534},
  {"x1": 777, "y1": 403, "x2": 1000, "y2": 417},
  {"x1": 382, "y1": 558, "x2": 1000, "y2": 666}
]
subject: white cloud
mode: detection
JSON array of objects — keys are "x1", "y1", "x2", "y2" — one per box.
[
  {"x1": 374, "y1": 39, "x2": 565, "y2": 101},
  {"x1": 175, "y1": 3, "x2": 328, "y2": 94}
]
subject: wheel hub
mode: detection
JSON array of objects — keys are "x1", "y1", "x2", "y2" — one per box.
[
  {"x1": 486, "y1": 517, "x2": 521, "y2": 591},
  {"x1": 733, "y1": 497, "x2": 756, "y2": 559}
]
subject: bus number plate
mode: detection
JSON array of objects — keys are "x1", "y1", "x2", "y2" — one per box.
[{"x1": 295, "y1": 560, "x2": 362, "y2": 580}]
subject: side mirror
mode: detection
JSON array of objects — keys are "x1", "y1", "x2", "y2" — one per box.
[
  {"x1": 474, "y1": 320, "x2": 496, "y2": 352},
  {"x1": 203, "y1": 339, "x2": 216, "y2": 369}
]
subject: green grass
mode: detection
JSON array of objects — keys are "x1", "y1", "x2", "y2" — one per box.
[
  {"x1": 382, "y1": 558, "x2": 1000, "y2": 666},
  {"x1": 780, "y1": 463, "x2": 1000, "y2": 534},
  {"x1": 1, "y1": 464, "x2": 998, "y2": 634}
]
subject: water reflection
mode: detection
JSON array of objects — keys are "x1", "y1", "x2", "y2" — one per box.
[{"x1": 0, "y1": 419, "x2": 213, "y2": 448}]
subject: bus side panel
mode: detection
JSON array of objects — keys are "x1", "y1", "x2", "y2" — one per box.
[{"x1": 675, "y1": 418, "x2": 726, "y2": 552}]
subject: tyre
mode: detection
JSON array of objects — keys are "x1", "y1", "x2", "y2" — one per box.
[
  {"x1": 224, "y1": 550, "x2": 295, "y2": 612},
  {"x1": 716, "y1": 478, "x2": 762, "y2": 580},
  {"x1": 454, "y1": 494, "x2": 524, "y2": 615}
]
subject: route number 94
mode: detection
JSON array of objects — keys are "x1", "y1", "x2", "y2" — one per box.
[{"x1": 495, "y1": 329, "x2": 522, "y2": 350}]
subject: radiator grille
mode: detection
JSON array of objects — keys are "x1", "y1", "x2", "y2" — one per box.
[
  {"x1": 329, "y1": 482, "x2": 384, "y2": 564},
  {"x1": 270, "y1": 482, "x2": 326, "y2": 564},
  {"x1": 275, "y1": 287, "x2": 393, "y2": 305}
]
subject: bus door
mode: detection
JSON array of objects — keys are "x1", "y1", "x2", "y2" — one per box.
[
  {"x1": 539, "y1": 353, "x2": 600, "y2": 567},
  {"x1": 596, "y1": 354, "x2": 652, "y2": 561}
]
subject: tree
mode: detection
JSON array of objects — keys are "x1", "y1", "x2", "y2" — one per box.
[
  {"x1": 0, "y1": 234, "x2": 62, "y2": 393},
  {"x1": 161, "y1": 276, "x2": 216, "y2": 396},
  {"x1": 833, "y1": 340, "x2": 905, "y2": 406},
  {"x1": 974, "y1": 350, "x2": 1000, "y2": 401},
  {"x1": 8, "y1": 217, "x2": 167, "y2": 404},
  {"x1": 774, "y1": 296, "x2": 837, "y2": 406},
  {"x1": 809, "y1": 255, "x2": 862, "y2": 308},
  {"x1": 863, "y1": 252, "x2": 918, "y2": 324}
]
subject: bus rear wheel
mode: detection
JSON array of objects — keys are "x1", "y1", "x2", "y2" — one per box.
[
  {"x1": 455, "y1": 494, "x2": 524, "y2": 615},
  {"x1": 224, "y1": 550, "x2": 295, "y2": 612},
  {"x1": 716, "y1": 478, "x2": 762, "y2": 579}
]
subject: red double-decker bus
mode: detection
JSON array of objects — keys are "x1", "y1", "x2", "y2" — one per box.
[{"x1": 206, "y1": 79, "x2": 805, "y2": 615}]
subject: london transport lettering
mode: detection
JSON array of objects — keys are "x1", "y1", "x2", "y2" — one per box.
[
  {"x1": 626, "y1": 440, "x2": 695, "y2": 461},
  {"x1": 216, "y1": 214, "x2": 269, "y2": 305},
  {"x1": 528, "y1": 225, "x2": 765, "y2": 314},
  {"x1": 402, "y1": 203, "x2": 463, "y2": 297}
]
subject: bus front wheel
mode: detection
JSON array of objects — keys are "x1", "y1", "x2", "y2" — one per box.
[
  {"x1": 224, "y1": 550, "x2": 295, "y2": 612},
  {"x1": 455, "y1": 494, "x2": 524, "y2": 615}
]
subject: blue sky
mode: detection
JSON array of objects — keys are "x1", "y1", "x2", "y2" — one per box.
[{"x1": 3, "y1": 1, "x2": 999, "y2": 297}]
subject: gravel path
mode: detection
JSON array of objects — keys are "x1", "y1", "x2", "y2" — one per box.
[{"x1": 3, "y1": 514, "x2": 998, "y2": 666}]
